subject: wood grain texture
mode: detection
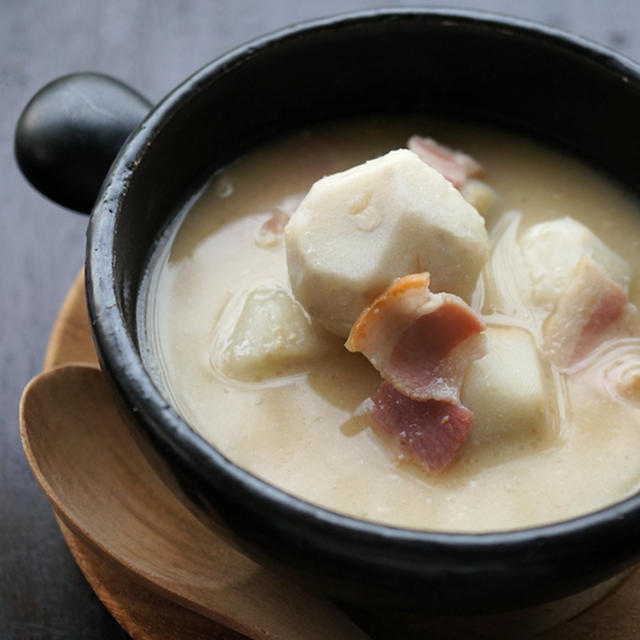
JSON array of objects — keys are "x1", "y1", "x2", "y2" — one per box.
[
  {"x1": 5, "y1": 2, "x2": 640, "y2": 638},
  {"x1": 42, "y1": 270, "x2": 97, "y2": 370},
  {"x1": 56, "y1": 517, "x2": 240, "y2": 640}
]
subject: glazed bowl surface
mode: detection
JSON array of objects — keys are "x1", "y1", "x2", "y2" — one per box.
[{"x1": 70, "y1": 9, "x2": 640, "y2": 618}]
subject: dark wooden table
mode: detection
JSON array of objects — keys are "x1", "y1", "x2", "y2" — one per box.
[{"x1": 3, "y1": 2, "x2": 640, "y2": 638}]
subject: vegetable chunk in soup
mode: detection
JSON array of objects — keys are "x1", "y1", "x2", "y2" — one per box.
[{"x1": 141, "y1": 119, "x2": 640, "y2": 533}]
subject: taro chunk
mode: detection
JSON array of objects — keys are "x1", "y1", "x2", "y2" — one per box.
[
  {"x1": 211, "y1": 284, "x2": 328, "y2": 382},
  {"x1": 461, "y1": 327, "x2": 547, "y2": 444},
  {"x1": 285, "y1": 149, "x2": 489, "y2": 337},
  {"x1": 460, "y1": 179, "x2": 497, "y2": 216},
  {"x1": 521, "y1": 217, "x2": 631, "y2": 310}
]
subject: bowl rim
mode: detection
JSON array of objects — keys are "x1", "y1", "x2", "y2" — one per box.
[{"x1": 87, "y1": 7, "x2": 640, "y2": 558}]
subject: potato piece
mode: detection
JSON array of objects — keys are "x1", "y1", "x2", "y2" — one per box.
[
  {"x1": 461, "y1": 327, "x2": 547, "y2": 443},
  {"x1": 211, "y1": 284, "x2": 328, "y2": 381},
  {"x1": 460, "y1": 179, "x2": 497, "y2": 216},
  {"x1": 285, "y1": 149, "x2": 489, "y2": 336},
  {"x1": 521, "y1": 217, "x2": 631, "y2": 310}
]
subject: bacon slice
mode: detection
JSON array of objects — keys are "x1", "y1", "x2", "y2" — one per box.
[
  {"x1": 407, "y1": 135, "x2": 483, "y2": 188},
  {"x1": 346, "y1": 273, "x2": 487, "y2": 403},
  {"x1": 544, "y1": 256, "x2": 630, "y2": 367},
  {"x1": 347, "y1": 273, "x2": 485, "y2": 473},
  {"x1": 368, "y1": 382, "x2": 473, "y2": 473}
]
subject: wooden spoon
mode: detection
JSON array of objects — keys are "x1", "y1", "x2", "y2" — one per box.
[{"x1": 19, "y1": 364, "x2": 371, "y2": 640}]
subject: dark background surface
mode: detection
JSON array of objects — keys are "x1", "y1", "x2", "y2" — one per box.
[{"x1": 2, "y1": 1, "x2": 640, "y2": 638}]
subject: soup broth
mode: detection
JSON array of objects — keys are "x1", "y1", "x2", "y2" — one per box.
[{"x1": 141, "y1": 119, "x2": 640, "y2": 532}]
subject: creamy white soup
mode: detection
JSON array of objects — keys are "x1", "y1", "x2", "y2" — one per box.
[{"x1": 141, "y1": 119, "x2": 640, "y2": 532}]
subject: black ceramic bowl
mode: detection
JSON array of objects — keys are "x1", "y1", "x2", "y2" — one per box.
[{"x1": 16, "y1": 8, "x2": 640, "y2": 629}]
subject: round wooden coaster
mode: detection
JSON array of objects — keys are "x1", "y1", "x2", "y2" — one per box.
[{"x1": 43, "y1": 270, "x2": 640, "y2": 640}]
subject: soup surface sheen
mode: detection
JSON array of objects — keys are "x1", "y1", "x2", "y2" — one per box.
[{"x1": 142, "y1": 119, "x2": 640, "y2": 532}]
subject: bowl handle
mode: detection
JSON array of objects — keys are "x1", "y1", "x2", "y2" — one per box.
[{"x1": 15, "y1": 73, "x2": 152, "y2": 214}]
